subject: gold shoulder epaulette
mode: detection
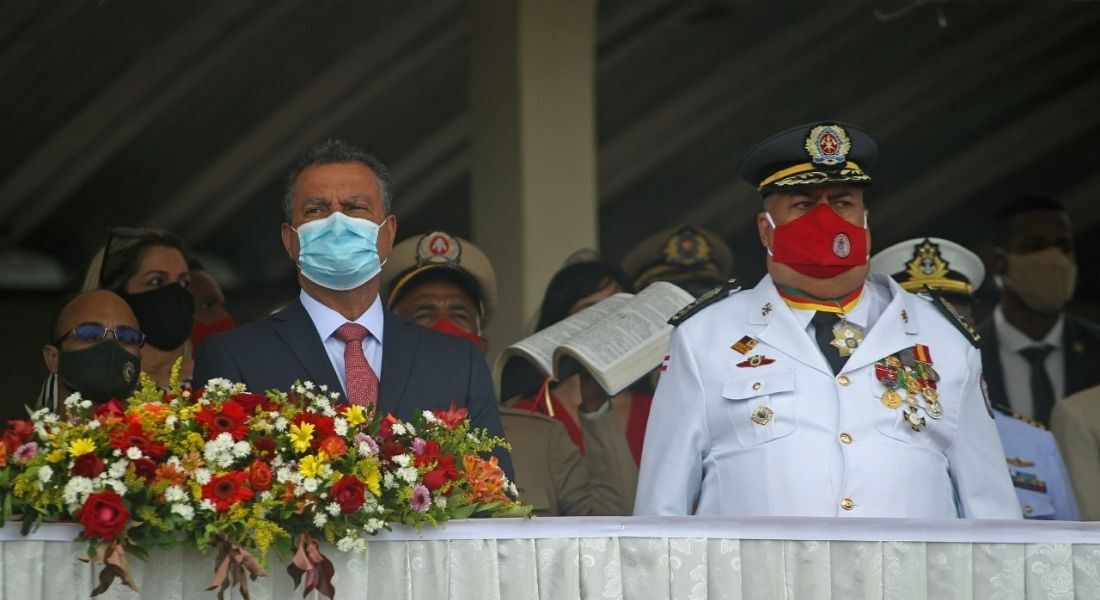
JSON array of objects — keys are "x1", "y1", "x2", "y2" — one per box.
[
  {"x1": 669, "y1": 279, "x2": 740, "y2": 326},
  {"x1": 993, "y1": 403, "x2": 1047, "y2": 430},
  {"x1": 921, "y1": 285, "x2": 981, "y2": 348}
]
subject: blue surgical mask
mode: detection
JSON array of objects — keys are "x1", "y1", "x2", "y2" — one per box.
[{"x1": 294, "y1": 212, "x2": 389, "y2": 291}]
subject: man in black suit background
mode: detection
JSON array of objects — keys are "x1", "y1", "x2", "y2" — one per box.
[
  {"x1": 980, "y1": 195, "x2": 1100, "y2": 427},
  {"x1": 194, "y1": 140, "x2": 513, "y2": 478}
]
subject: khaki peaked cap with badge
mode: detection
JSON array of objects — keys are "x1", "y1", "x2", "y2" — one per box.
[
  {"x1": 739, "y1": 121, "x2": 878, "y2": 193},
  {"x1": 622, "y1": 225, "x2": 734, "y2": 293},
  {"x1": 381, "y1": 231, "x2": 498, "y2": 325}
]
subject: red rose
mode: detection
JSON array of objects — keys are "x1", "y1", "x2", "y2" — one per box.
[
  {"x1": 247, "y1": 459, "x2": 273, "y2": 491},
  {"x1": 381, "y1": 442, "x2": 405, "y2": 460},
  {"x1": 231, "y1": 392, "x2": 265, "y2": 415},
  {"x1": 130, "y1": 457, "x2": 157, "y2": 483},
  {"x1": 422, "y1": 469, "x2": 447, "y2": 491},
  {"x1": 195, "y1": 401, "x2": 250, "y2": 441},
  {"x1": 330, "y1": 475, "x2": 365, "y2": 513},
  {"x1": 318, "y1": 436, "x2": 347, "y2": 458},
  {"x1": 71, "y1": 454, "x2": 106, "y2": 478},
  {"x1": 252, "y1": 437, "x2": 277, "y2": 462},
  {"x1": 78, "y1": 490, "x2": 129, "y2": 540},
  {"x1": 377, "y1": 417, "x2": 396, "y2": 442},
  {"x1": 201, "y1": 471, "x2": 253, "y2": 512}
]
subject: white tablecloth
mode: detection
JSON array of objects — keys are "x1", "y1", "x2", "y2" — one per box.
[{"x1": 3, "y1": 517, "x2": 1100, "y2": 599}]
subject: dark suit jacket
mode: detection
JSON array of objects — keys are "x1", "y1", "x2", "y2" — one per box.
[
  {"x1": 193, "y1": 298, "x2": 514, "y2": 479},
  {"x1": 979, "y1": 311, "x2": 1100, "y2": 412}
]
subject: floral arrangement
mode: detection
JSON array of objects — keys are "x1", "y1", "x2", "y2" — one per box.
[{"x1": 0, "y1": 367, "x2": 528, "y2": 598}]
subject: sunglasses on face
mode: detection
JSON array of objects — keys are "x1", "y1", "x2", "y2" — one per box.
[{"x1": 54, "y1": 322, "x2": 146, "y2": 348}]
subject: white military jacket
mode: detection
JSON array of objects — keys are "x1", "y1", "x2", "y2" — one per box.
[{"x1": 635, "y1": 274, "x2": 1021, "y2": 519}]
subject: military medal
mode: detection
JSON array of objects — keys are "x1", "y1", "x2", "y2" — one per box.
[
  {"x1": 875, "y1": 363, "x2": 903, "y2": 409},
  {"x1": 925, "y1": 401, "x2": 944, "y2": 419},
  {"x1": 751, "y1": 405, "x2": 774, "y2": 426},
  {"x1": 903, "y1": 407, "x2": 926, "y2": 432},
  {"x1": 829, "y1": 320, "x2": 864, "y2": 357}
]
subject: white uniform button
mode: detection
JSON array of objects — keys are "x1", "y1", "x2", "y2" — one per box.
[
  {"x1": 841, "y1": 497, "x2": 855, "y2": 511},
  {"x1": 839, "y1": 433, "x2": 853, "y2": 444},
  {"x1": 752, "y1": 382, "x2": 762, "y2": 391},
  {"x1": 837, "y1": 375, "x2": 850, "y2": 386}
]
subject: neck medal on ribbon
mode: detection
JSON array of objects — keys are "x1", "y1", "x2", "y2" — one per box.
[
  {"x1": 829, "y1": 317, "x2": 864, "y2": 357},
  {"x1": 874, "y1": 344, "x2": 940, "y2": 430}
]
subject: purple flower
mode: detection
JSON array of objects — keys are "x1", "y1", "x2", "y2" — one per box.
[
  {"x1": 354, "y1": 433, "x2": 378, "y2": 455},
  {"x1": 408, "y1": 484, "x2": 431, "y2": 513},
  {"x1": 411, "y1": 437, "x2": 427, "y2": 454},
  {"x1": 13, "y1": 442, "x2": 39, "y2": 463}
]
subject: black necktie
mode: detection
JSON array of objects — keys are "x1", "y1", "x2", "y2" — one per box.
[
  {"x1": 1018, "y1": 344, "x2": 1056, "y2": 427},
  {"x1": 812, "y1": 311, "x2": 847, "y2": 374}
]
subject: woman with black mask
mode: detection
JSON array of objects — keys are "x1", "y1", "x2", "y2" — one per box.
[{"x1": 82, "y1": 228, "x2": 195, "y2": 389}]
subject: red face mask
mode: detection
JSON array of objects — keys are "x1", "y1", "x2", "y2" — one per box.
[
  {"x1": 767, "y1": 203, "x2": 868, "y2": 279},
  {"x1": 190, "y1": 316, "x2": 235, "y2": 351},
  {"x1": 430, "y1": 318, "x2": 489, "y2": 353}
]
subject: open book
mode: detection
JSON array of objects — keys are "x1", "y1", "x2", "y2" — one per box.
[{"x1": 495, "y1": 282, "x2": 694, "y2": 400}]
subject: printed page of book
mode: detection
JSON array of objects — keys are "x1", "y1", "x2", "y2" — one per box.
[
  {"x1": 494, "y1": 294, "x2": 633, "y2": 400},
  {"x1": 555, "y1": 282, "x2": 692, "y2": 394}
]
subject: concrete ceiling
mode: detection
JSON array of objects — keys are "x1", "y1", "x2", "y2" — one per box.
[{"x1": 2, "y1": 0, "x2": 1098, "y2": 298}]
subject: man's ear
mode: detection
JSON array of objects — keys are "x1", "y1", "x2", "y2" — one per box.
[
  {"x1": 987, "y1": 246, "x2": 1008, "y2": 276},
  {"x1": 377, "y1": 214, "x2": 398, "y2": 263},
  {"x1": 756, "y1": 212, "x2": 772, "y2": 248},
  {"x1": 43, "y1": 344, "x2": 60, "y2": 374},
  {"x1": 281, "y1": 223, "x2": 298, "y2": 262}
]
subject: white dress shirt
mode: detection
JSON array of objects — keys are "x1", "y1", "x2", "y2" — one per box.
[
  {"x1": 993, "y1": 306, "x2": 1065, "y2": 418},
  {"x1": 300, "y1": 290, "x2": 385, "y2": 400}
]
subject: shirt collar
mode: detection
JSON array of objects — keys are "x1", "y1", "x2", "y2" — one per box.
[
  {"x1": 993, "y1": 304, "x2": 1063, "y2": 352},
  {"x1": 782, "y1": 284, "x2": 869, "y2": 330},
  {"x1": 299, "y1": 290, "x2": 385, "y2": 344}
]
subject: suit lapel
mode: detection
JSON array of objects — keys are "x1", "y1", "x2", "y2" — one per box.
[
  {"x1": 379, "y1": 310, "x2": 419, "y2": 415},
  {"x1": 272, "y1": 299, "x2": 343, "y2": 394},
  {"x1": 749, "y1": 278, "x2": 831, "y2": 376},
  {"x1": 841, "y1": 282, "x2": 919, "y2": 374},
  {"x1": 1062, "y1": 316, "x2": 1099, "y2": 396}
]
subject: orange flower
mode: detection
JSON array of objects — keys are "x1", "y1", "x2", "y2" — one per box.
[
  {"x1": 153, "y1": 462, "x2": 187, "y2": 488},
  {"x1": 461, "y1": 455, "x2": 508, "y2": 504},
  {"x1": 317, "y1": 436, "x2": 347, "y2": 458},
  {"x1": 0, "y1": 442, "x2": 7, "y2": 468}
]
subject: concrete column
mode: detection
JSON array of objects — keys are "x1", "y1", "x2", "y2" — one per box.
[{"x1": 470, "y1": 0, "x2": 599, "y2": 357}]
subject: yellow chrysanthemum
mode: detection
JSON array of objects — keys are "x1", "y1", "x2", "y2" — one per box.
[
  {"x1": 46, "y1": 449, "x2": 67, "y2": 463},
  {"x1": 298, "y1": 453, "x2": 327, "y2": 478},
  {"x1": 68, "y1": 437, "x2": 96, "y2": 457},
  {"x1": 343, "y1": 405, "x2": 367, "y2": 428},
  {"x1": 288, "y1": 422, "x2": 314, "y2": 454},
  {"x1": 356, "y1": 458, "x2": 382, "y2": 497}
]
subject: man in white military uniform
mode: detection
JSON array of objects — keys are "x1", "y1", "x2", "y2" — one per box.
[
  {"x1": 634, "y1": 122, "x2": 1020, "y2": 518},
  {"x1": 872, "y1": 237, "x2": 1078, "y2": 520}
]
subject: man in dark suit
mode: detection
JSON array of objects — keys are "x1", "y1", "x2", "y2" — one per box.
[
  {"x1": 980, "y1": 195, "x2": 1100, "y2": 427},
  {"x1": 194, "y1": 140, "x2": 513, "y2": 479}
]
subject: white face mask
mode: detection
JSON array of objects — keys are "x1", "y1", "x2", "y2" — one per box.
[{"x1": 1003, "y1": 247, "x2": 1077, "y2": 314}]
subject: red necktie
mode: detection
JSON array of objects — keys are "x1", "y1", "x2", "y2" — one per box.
[{"x1": 334, "y1": 323, "x2": 379, "y2": 407}]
